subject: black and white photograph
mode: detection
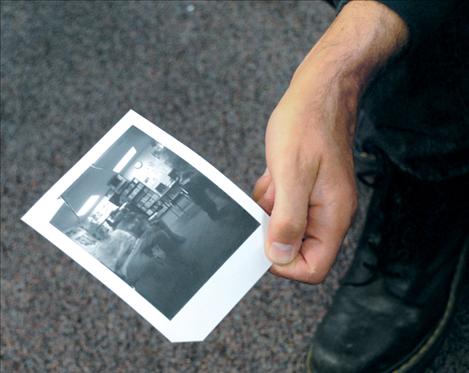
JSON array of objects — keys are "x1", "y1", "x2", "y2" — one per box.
[
  {"x1": 22, "y1": 111, "x2": 270, "y2": 341},
  {"x1": 49, "y1": 125, "x2": 259, "y2": 320}
]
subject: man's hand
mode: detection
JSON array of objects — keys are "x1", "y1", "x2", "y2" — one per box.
[
  {"x1": 253, "y1": 74, "x2": 358, "y2": 283},
  {"x1": 253, "y1": 1, "x2": 408, "y2": 283}
]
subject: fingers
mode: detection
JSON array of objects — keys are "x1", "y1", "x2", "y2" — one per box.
[
  {"x1": 252, "y1": 168, "x2": 270, "y2": 201},
  {"x1": 270, "y1": 184, "x2": 357, "y2": 283},
  {"x1": 265, "y1": 166, "x2": 318, "y2": 266},
  {"x1": 270, "y1": 228, "x2": 344, "y2": 283},
  {"x1": 252, "y1": 169, "x2": 275, "y2": 213},
  {"x1": 258, "y1": 182, "x2": 275, "y2": 214}
]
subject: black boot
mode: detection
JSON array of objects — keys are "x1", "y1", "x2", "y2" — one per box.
[{"x1": 307, "y1": 146, "x2": 469, "y2": 373}]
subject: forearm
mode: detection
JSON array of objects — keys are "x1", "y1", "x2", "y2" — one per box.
[{"x1": 289, "y1": 1, "x2": 409, "y2": 113}]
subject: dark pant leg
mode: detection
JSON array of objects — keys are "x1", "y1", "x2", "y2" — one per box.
[{"x1": 354, "y1": 14, "x2": 469, "y2": 181}]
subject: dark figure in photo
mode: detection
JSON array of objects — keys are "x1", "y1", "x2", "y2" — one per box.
[
  {"x1": 179, "y1": 170, "x2": 229, "y2": 221},
  {"x1": 124, "y1": 226, "x2": 183, "y2": 284},
  {"x1": 150, "y1": 219, "x2": 186, "y2": 245},
  {"x1": 115, "y1": 212, "x2": 185, "y2": 279}
]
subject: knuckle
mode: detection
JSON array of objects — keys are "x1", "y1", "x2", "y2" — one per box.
[
  {"x1": 274, "y1": 217, "x2": 305, "y2": 237},
  {"x1": 306, "y1": 266, "x2": 329, "y2": 284}
]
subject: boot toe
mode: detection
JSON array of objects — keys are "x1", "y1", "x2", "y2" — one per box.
[
  {"x1": 308, "y1": 342, "x2": 360, "y2": 373},
  {"x1": 307, "y1": 283, "x2": 424, "y2": 373}
]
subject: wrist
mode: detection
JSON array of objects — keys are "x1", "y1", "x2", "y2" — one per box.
[
  {"x1": 289, "y1": 59, "x2": 361, "y2": 114},
  {"x1": 291, "y1": 0, "x2": 408, "y2": 100}
]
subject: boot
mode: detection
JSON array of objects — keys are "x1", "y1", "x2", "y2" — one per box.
[{"x1": 307, "y1": 145, "x2": 469, "y2": 373}]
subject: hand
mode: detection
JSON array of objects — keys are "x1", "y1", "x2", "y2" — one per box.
[
  {"x1": 253, "y1": 79, "x2": 358, "y2": 283},
  {"x1": 253, "y1": 0, "x2": 408, "y2": 283}
]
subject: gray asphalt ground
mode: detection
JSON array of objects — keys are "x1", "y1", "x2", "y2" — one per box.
[{"x1": 1, "y1": 1, "x2": 468, "y2": 372}]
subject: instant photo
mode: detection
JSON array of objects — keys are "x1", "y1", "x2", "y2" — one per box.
[
  {"x1": 22, "y1": 110, "x2": 270, "y2": 342},
  {"x1": 50, "y1": 126, "x2": 259, "y2": 319}
]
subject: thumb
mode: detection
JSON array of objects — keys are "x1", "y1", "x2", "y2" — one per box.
[{"x1": 266, "y1": 170, "x2": 315, "y2": 265}]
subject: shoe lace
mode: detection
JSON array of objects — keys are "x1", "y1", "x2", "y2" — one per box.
[{"x1": 354, "y1": 143, "x2": 414, "y2": 280}]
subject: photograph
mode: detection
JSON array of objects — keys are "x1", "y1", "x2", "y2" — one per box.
[
  {"x1": 49, "y1": 125, "x2": 260, "y2": 320},
  {"x1": 21, "y1": 110, "x2": 270, "y2": 341}
]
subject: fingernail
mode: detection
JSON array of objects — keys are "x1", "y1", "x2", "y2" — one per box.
[
  {"x1": 270, "y1": 242, "x2": 295, "y2": 264},
  {"x1": 262, "y1": 168, "x2": 270, "y2": 177}
]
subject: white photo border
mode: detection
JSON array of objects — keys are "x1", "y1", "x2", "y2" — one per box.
[{"x1": 22, "y1": 110, "x2": 271, "y2": 342}]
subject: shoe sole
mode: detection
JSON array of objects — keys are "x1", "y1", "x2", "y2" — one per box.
[{"x1": 306, "y1": 236, "x2": 469, "y2": 373}]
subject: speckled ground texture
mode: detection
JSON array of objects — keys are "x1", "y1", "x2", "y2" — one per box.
[{"x1": 1, "y1": 1, "x2": 468, "y2": 372}]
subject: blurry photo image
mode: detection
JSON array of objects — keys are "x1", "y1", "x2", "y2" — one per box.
[{"x1": 50, "y1": 126, "x2": 259, "y2": 319}]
